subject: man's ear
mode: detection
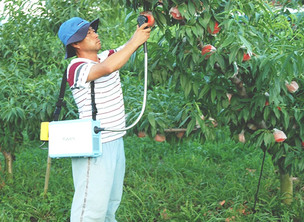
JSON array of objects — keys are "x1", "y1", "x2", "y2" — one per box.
[{"x1": 71, "y1": 42, "x2": 80, "y2": 49}]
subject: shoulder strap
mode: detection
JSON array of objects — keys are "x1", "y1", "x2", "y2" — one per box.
[
  {"x1": 90, "y1": 81, "x2": 98, "y2": 120},
  {"x1": 53, "y1": 69, "x2": 98, "y2": 121},
  {"x1": 53, "y1": 69, "x2": 67, "y2": 121}
]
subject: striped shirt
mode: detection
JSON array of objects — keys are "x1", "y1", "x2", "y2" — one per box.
[{"x1": 67, "y1": 48, "x2": 126, "y2": 143}]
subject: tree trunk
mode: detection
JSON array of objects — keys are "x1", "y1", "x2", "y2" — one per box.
[
  {"x1": 43, "y1": 156, "x2": 52, "y2": 197},
  {"x1": 2, "y1": 151, "x2": 13, "y2": 177},
  {"x1": 0, "y1": 154, "x2": 4, "y2": 188},
  {"x1": 279, "y1": 168, "x2": 293, "y2": 205}
]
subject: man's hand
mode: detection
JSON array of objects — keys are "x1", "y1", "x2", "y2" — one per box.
[
  {"x1": 87, "y1": 24, "x2": 151, "y2": 82},
  {"x1": 130, "y1": 23, "x2": 151, "y2": 47}
]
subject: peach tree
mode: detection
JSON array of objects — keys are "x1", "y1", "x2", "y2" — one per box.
[{"x1": 118, "y1": 0, "x2": 304, "y2": 204}]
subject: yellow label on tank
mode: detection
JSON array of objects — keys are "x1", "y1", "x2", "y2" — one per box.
[{"x1": 40, "y1": 122, "x2": 49, "y2": 141}]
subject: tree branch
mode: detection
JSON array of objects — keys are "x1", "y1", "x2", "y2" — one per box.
[{"x1": 214, "y1": 62, "x2": 248, "y2": 98}]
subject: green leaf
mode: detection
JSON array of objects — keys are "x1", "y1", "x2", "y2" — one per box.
[
  {"x1": 239, "y1": 35, "x2": 252, "y2": 52},
  {"x1": 195, "y1": 23, "x2": 204, "y2": 37},
  {"x1": 298, "y1": 159, "x2": 304, "y2": 171},
  {"x1": 240, "y1": 108, "x2": 249, "y2": 122},
  {"x1": 264, "y1": 132, "x2": 274, "y2": 147},
  {"x1": 221, "y1": 35, "x2": 235, "y2": 48},
  {"x1": 211, "y1": 88, "x2": 216, "y2": 103},
  {"x1": 216, "y1": 54, "x2": 225, "y2": 71},
  {"x1": 263, "y1": 107, "x2": 270, "y2": 120},
  {"x1": 198, "y1": 17, "x2": 205, "y2": 27},
  {"x1": 229, "y1": 45, "x2": 240, "y2": 64},
  {"x1": 191, "y1": 26, "x2": 198, "y2": 37},
  {"x1": 156, "y1": 117, "x2": 166, "y2": 129},
  {"x1": 283, "y1": 110, "x2": 290, "y2": 129},
  {"x1": 201, "y1": 13, "x2": 211, "y2": 29},
  {"x1": 186, "y1": 118, "x2": 196, "y2": 136},
  {"x1": 180, "y1": 74, "x2": 188, "y2": 89},
  {"x1": 186, "y1": 27, "x2": 192, "y2": 39},
  {"x1": 178, "y1": 4, "x2": 189, "y2": 19},
  {"x1": 255, "y1": 133, "x2": 264, "y2": 148},
  {"x1": 224, "y1": 19, "x2": 234, "y2": 30},
  {"x1": 284, "y1": 152, "x2": 294, "y2": 169},
  {"x1": 179, "y1": 115, "x2": 191, "y2": 128},
  {"x1": 198, "y1": 84, "x2": 210, "y2": 100},
  {"x1": 188, "y1": 1, "x2": 196, "y2": 15},
  {"x1": 155, "y1": 11, "x2": 167, "y2": 27},
  {"x1": 193, "y1": 81, "x2": 199, "y2": 96},
  {"x1": 148, "y1": 113, "x2": 156, "y2": 129},
  {"x1": 184, "y1": 80, "x2": 192, "y2": 98}
]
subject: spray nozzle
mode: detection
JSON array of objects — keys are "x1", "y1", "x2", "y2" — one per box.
[{"x1": 137, "y1": 15, "x2": 148, "y2": 28}]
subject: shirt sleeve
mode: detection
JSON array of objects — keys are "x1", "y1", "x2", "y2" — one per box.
[
  {"x1": 98, "y1": 44, "x2": 126, "y2": 62},
  {"x1": 67, "y1": 61, "x2": 94, "y2": 89},
  {"x1": 115, "y1": 44, "x2": 126, "y2": 52}
]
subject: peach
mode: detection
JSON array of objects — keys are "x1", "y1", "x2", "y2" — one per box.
[{"x1": 273, "y1": 129, "x2": 287, "y2": 142}]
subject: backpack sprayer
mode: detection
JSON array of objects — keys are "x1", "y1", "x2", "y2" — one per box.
[{"x1": 40, "y1": 15, "x2": 150, "y2": 158}]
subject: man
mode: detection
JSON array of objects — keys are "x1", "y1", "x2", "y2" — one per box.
[{"x1": 58, "y1": 17, "x2": 150, "y2": 221}]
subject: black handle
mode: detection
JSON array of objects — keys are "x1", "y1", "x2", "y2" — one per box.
[{"x1": 137, "y1": 15, "x2": 148, "y2": 53}]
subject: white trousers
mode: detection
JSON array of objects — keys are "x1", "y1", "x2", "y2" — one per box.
[{"x1": 70, "y1": 138, "x2": 125, "y2": 222}]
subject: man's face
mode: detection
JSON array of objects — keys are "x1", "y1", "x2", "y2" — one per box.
[{"x1": 76, "y1": 26, "x2": 101, "y2": 53}]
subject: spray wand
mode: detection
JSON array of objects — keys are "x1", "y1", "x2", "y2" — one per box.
[{"x1": 94, "y1": 14, "x2": 150, "y2": 133}]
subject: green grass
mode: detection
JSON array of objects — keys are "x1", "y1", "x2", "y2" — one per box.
[{"x1": 0, "y1": 135, "x2": 303, "y2": 221}]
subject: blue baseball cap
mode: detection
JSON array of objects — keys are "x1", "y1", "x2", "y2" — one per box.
[{"x1": 58, "y1": 17, "x2": 99, "y2": 59}]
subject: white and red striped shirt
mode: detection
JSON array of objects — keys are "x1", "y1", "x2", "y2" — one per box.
[{"x1": 67, "y1": 48, "x2": 126, "y2": 143}]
